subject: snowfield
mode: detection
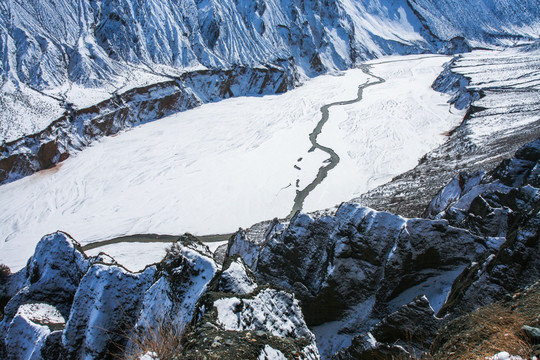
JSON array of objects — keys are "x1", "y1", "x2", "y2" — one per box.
[{"x1": 0, "y1": 55, "x2": 464, "y2": 271}]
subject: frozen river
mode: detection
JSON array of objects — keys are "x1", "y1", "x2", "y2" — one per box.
[{"x1": 0, "y1": 54, "x2": 465, "y2": 271}]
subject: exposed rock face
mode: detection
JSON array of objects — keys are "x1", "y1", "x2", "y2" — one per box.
[
  {"x1": 435, "y1": 139, "x2": 540, "y2": 318},
  {"x1": 227, "y1": 138, "x2": 540, "y2": 357},
  {"x1": 179, "y1": 255, "x2": 320, "y2": 359},
  {"x1": 0, "y1": 65, "x2": 296, "y2": 184},
  {"x1": 232, "y1": 204, "x2": 486, "y2": 326},
  {"x1": 0, "y1": 232, "x2": 218, "y2": 360},
  {"x1": 334, "y1": 296, "x2": 443, "y2": 359},
  {"x1": 61, "y1": 264, "x2": 157, "y2": 359}
]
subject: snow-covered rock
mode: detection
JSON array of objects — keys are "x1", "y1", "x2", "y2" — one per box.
[
  {"x1": 250, "y1": 204, "x2": 486, "y2": 325},
  {"x1": 0, "y1": 64, "x2": 296, "y2": 184},
  {"x1": 0, "y1": 233, "x2": 218, "y2": 360},
  {"x1": 126, "y1": 236, "x2": 217, "y2": 357},
  {"x1": 1, "y1": 232, "x2": 89, "y2": 323},
  {"x1": 179, "y1": 241, "x2": 320, "y2": 359},
  {"x1": 61, "y1": 264, "x2": 157, "y2": 359},
  {"x1": 217, "y1": 256, "x2": 258, "y2": 295},
  {"x1": 223, "y1": 138, "x2": 540, "y2": 356}
]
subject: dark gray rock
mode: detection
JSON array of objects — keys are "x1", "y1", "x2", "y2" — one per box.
[
  {"x1": 332, "y1": 332, "x2": 409, "y2": 360},
  {"x1": 371, "y1": 296, "x2": 442, "y2": 349},
  {"x1": 248, "y1": 204, "x2": 486, "y2": 326},
  {"x1": 522, "y1": 325, "x2": 540, "y2": 343},
  {"x1": 436, "y1": 140, "x2": 540, "y2": 318}
]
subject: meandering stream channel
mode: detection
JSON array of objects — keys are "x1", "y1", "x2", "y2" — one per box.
[
  {"x1": 84, "y1": 64, "x2": 387, "y2": 253},
  {"x1": 288, "y1": 64, "x2": 386, "y2": 218}
]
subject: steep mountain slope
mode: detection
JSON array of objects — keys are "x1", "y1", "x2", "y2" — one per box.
[
  {"x1": 1, "y1": 0, "x2": 436, "y2": 91},
  {"x1": 2, "y1": 0, "x2": 539, "y2": 144},
  {"x1": 0, "y1": 0, "x2": 442, "y2": 142},
  {"x1": 408, "y1": 0, "x2": 540, "y2": 45}
]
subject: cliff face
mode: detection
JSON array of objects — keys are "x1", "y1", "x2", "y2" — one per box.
[{"x1": 0, "y1": 64, "x2": 296, "y2": 184}]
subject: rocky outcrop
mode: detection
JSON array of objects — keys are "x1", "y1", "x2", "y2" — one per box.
[
  {"x1": 434, "y1": 139, "x2": 540, "y2": 319},
  {"x1": 229, "y1": 203, "x2": 486, "y2": 326},
  {"x1": 334, "y1": 296, "x2": 443, "y2": 359},
  {"x1": 226, "y1": 138, "x2": 540, "y2": 357},
  {"x1": 179, "y1": 255, "x2": 320, "y2": 359},
  {"x1": 0, "y1": 232, "x2": 218, "y2": 360}
]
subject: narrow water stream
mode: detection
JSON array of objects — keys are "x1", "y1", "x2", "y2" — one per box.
[
  {"x1": 288, "y1": 64, "x2": 386, "y2": 218},
  {"x1": 83, "y1": 65, "x2": 387, "y2": 252}
]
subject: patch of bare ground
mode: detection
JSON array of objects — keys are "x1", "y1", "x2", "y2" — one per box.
[{"x1": 428, "y1": 281, "x2": 540, "y2": 360}]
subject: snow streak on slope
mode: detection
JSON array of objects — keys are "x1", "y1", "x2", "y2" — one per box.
[
  {"x1": 408, "y1": 0, "x2": 540, "y2": 45},
  {"x1": 0, "y1": 55, "x2": 463, "y2": 271}
]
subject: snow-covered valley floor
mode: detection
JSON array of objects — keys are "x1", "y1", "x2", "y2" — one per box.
[{"x1": 0, "y1": 55, "x2": 464, "y2": 271}]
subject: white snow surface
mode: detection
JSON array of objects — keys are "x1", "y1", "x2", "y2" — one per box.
[
  {"x1": 387, "y1": 266, "x2": 466, "y2": 313},
  {"x1": 214, "y1": 288, "x2": 315, "y2": 341},
  {"x1": 0, "y1": 55, "x2": 463, "y2": 271},
  {"x1": 85, "y1": 242, "x2": 171, "y2": 272},
  {"x1": 219, "y1": 259, "x2": 257, "y2": 295},
  {"x1": 488, "y1": 352, "x2": 530, "y2": 360},
  {"x1": 138, "y1": 352, "x2": 159, "y2": 360},
  {"x1": 16, "y1": 303, "x2": 66, "y2": 327},
  {"x1": 258, "y1": 345, "x2": 287, "y2": 360}
]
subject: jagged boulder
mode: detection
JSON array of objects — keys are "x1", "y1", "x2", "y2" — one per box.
[
  {"x1": 0, "y1": 232, "x2": 218, "y2": 360},
  {"x1": 242, "y1": 204, "x2": 486, "y2": 325},
  {"x1": 125, "y1": 236, "x2": 218, "y2": 358},
  {"x1": 178, "y1": 251, "x2": 320, "y2": 359}
]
